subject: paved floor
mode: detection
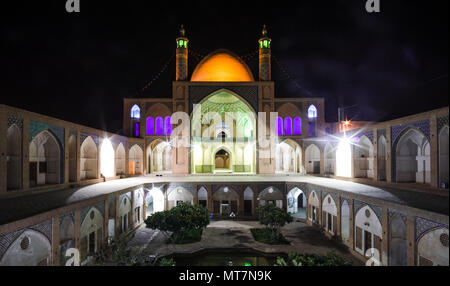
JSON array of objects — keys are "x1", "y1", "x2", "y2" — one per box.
[
  {"x1": 131, "y1": 220, "x2": 364, "y2": 266},
  {"x1": 1, "y1": 175, "x2": 448, "y2": 225}
]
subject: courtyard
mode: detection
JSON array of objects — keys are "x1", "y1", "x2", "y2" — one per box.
[{"x1": 126, "y1": 220, "x2": 364, "y2": 266}]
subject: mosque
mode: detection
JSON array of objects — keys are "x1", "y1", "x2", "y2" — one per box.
[{"x1": 0, "y1": 26, "x2": 448, "y2": 266}]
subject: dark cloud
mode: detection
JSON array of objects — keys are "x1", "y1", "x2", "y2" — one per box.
[{"x1": 0, "y1": 0, "x2": 448, "y2": 132}]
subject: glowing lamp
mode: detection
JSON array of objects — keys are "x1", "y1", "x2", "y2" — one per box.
[
  {"x1": 100, "y1": 138, "x2": 115, "y2": 178},
  {"x1": 336, "y1": 137, "x2": 352, "y2": 178}
]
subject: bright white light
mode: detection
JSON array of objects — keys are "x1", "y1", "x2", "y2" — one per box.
[
  {"x1": 100, "y1": 138, "x2": 115, "y2": 178},
  {"x1": 336, "y1": 137, "x2": 352, "y2": 178},
  {"x1": 148, "y1": 188, "x2": 165, "y2": 213}
]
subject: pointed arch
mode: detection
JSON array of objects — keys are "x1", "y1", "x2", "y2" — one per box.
[
  {"x1": 146, "y1": 117, "x2": 154, "y2": 135},
  {"x1": 130, "y1": 104, "x2": 140, "y2": 119},
  {"x1": 287, "y1": 187, "x2": 306, "y2": 219},
  {"x1": 284, "y1": 117, "x2": 293, "y2": 135},
  {"x1": 243, "y1": 187, "x2": 254, "y2": 216},
  {"x1": 164, "y1": 116, "x2": 172, "y2": 135},
  {"x1": 68, "y1": 134, "x2": 77, "y2": 182},
  {"x1": 377, "y1": 135, "x2": 387, "y2": 181},
  {"x1": 7, "y1": 124, "x2": 22, "y2": 190},
  {"x1": 324, "y1": 143, "x2": 335, "y2": 175},
  {"x1": 155, "y1": 117, "x2": 164, "y2": 135},
  {"x1": 341, "y1": 200, "x2": 350, "y2": 242},
  {"x1": 29, "y1": 130, "x2": 61, "y2": 186},
  {"x1": 438, "y1": 126, "x2": 449, "y2": 188},
  {"x1": 395, "y1": 128, "x2": 430, "y2": 183},
  {"x1": 355, "y1": 205, "x2": 382, "y2": 257},
  {"x1": 0, "y1": 230, "x2": 51, "y2": 266},
  {"x1": 354, "y1": 135, "x2": 374, "y2": 179},
  {"x1": 80, "y1": 136, "x2": 98, "y2": 180},
  {"x1": 129, "y1": 144, "x2": 143, "y2": 175},
  {"x1": 305, "y1": 144, "x2": 321, "y2": 174},
  {"x1": 294, "y1": 117, "x2": 302, "y2": 135},
  {"x1": 115, "y1": 143, "x2": 126, "y2": 176}
]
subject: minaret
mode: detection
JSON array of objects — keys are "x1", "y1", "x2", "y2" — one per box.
[
  {"x1": 258, "y1": 25, "x2": 272, "y2": 81},
  {"x1": 176, "y1": 25, "x2": 189, "y2": 81}
]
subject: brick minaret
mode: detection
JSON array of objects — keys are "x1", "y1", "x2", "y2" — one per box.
[
  {"x1": 176, "y1": 25, "x2": 189, "y2": 81},
  {"x1": 258, "y1": 25, "x2": 272, "y2": 81}
]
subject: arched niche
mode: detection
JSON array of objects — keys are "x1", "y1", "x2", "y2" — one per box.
[
  {"x1": 29, "y1": 130, "x2": 60, "y2": 186},
  {"x1": 7, "y1": 124, "x2": 22, "y2": 190},
  {"x1": 80, "y1": 136, "x2": 98, "y2": 180}
]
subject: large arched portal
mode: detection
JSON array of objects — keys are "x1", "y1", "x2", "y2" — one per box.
[
  {"x1": 396, "y1": 129, "x2": 430, "y2": 183},
  {"x1": 354, "y1": 136, "x2": 374, "y2": 179},
  {"x1": 258, "y1": 187, "x2": 284, "y2": 209},
  {"x1": 276, "y1": 139, "x2": 302, "y2": 174},
  {"x1": 80, "y1": 136, "x2": 98, "y2": 180},
  {"x1": 324, "y1": 143, "x2": 335, "y2": 175},
  {"x1": 29, "y1": 130, "x2": 60, "y2": 186},
  {"x1": 287, "y1": 188, "x2": 306, "y2": 219},
  {"x1": 149, "y1": 140, "x2": 172, "y2": 174},
  {"x1": 212, "y1": 186, "x2": 239, "y2": 216},
  {"x1": 129, "y1": 144, "x2": 143, "y2": 175},
  {"x1": 214, "y1": 149, "x2": 230, "y2": 170},
  {"x1": 305, "y1": 144, "x2": 320, "y2": 174},
  {"x1": 144, "y1": 188, "x2": 165, "y2": 216},
  {"x1": 7, "y1": 124, "x2": 22, "y2": 190},
  {"x1": 439, "y1": 126, "x2": 449, "y2": 188},
  {"x1": 191, "y1": 90, "x2": 256, "y2": 174}
]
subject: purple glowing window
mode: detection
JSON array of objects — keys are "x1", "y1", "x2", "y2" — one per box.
[
  {"x1": 308, "y1": 121, "x2": 316, "y2": 137},
  {"x1": 146, "y1": 117, "x2": 154, "y2": 135},
  {"x1": 155, "y1": 117, "x2": 164, "y2": 135},
  {"x1": 284, "y1": 117, "x2": 293, "y2": 135},
  {"x1": 276, "y1": 117, "x2": 283, "y2": 136},
  {"x1": 135, "y1": 122, "x2": 140, "y2": 137},
  {"x1": 164, "y1": 116, "x2": 172, "y2": 135},
  {"x1": 294, "y1": 117, "x2": 302, "y2": 135}
]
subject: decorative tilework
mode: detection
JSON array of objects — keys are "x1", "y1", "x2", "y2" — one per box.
[
  {"x1": 257, "y1": 184, "x2": 285, "y2": 194},
  {"x1": 7, "y1": 115, "x2": 23, "y2": 130},
  {"x1": 0, "y1": 220, "x2": 52, "y2": 260},
  {"x1": 437, "y1": 115, "x2": 449, "y2": 133},
  {"x1": 167, "y1": 184, "x2": 194, "y2": 196},
  {"x1": 391, "y1": 120, "x2": 430, "y2": 182},
  {"x1": 212, "y1": 184, "x2": 240, "y2": 195},
  {"x1": 391, "y1": 119, "x2": 430, "y2": 143},
  {"x1": 354, "y1": 200, "x2": 382, "y2": 221},
  {"x1": 377, "y1": 129, "x2": 386, "y2": 140},
  {"x1": 129, "y1": 143, "x2": 144, "y2": 151},
  {"x1": 80, "y1": 202, "x2": 105, "y2": 224},
  {"x1": 388, "y1": 209, "x2": 406, "y2": 224},
  {"x1": 80, "y1": 132, "x2": 99, "y2": 146},
  {"x1": 189, "y1": 86, "x2": 258, "y2": 113},
  {"x1": 29, "y1": 120, "x2": 65, "y2": 183},
  {"x1": 322, "y1": 191, "x2": 338, "y2": 204},
  {"x1": 59, "y1": 212, "x2": 75, "y2": 224},
  {"x1": 415, "y1": 217, "x2": 449, "y2": 242}
]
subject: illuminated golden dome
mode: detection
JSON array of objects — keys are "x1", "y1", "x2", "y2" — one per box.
[{"x1": 191, "y1": 50, "x2": 254, "y2": 82}]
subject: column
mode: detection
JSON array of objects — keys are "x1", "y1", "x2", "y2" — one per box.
[
  {"x1": 253, "y1": 187, "x2": 258, "y2": 217},
  {"x1": 207, "y1": 185, "x2": 213, "y2": 213},
  {"x1": 74, "y1": 210, "x2": 81, "y2": 251},
  {"x1": 238, "y1": 185, "x2": 245, "y2": 216},
  {"x1": 0, "y1": 110, "x2": 7, "y2": 193},
  {"x1": 22, "y1": 117, "x2": 30, "y2": 189},
  {"x1": 76, "y1": 129, "x2": 81, "y2": 182},
  {"x1": 406, "y1": 215, "x2": 416, "y2": 266},
  {"x1": 348, "y1": 199, "x2": 354, "y2": 250},
  {"x1": 385, "y1": 127, "x2": 392, "y2": 182},
  {"x1": 64, "y1": 127, "x2": 70, "y2": 184},
  {"x1": 373, "y1": 129, "x2": 379, "y2": 181},
  {"x1": 193, "y1": 185, "x2": 198, "y2": 205},
  {"x1": 429, "y1": 115, "x2": 439, "y2": 188},
  {"x1": 336, "y1": 195, "x2": 342, "y2": 236},
  {"x1": 104, "y1": 199, "x2": 109, "y2": 242},
  {"x1": 51, "y1": 216, "x2": 60, "y2": 266},
  {"x1": 381, "y1": 207, "x2": 389, "y2": 266}
]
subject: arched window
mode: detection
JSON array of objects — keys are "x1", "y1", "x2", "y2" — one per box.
[
  {"x1": 308, "y1": 105, "x2": 317, "y2": 119},
  {"x1": 131, "y1": 105, "x2": 140, "y2": 119},
  {"x1": 164, "y1": 116, "x2": 172, "y2": 135},
  {"x1": 294, "y1": 117, "x2": 302, "y2": 135},
  {"x1": 146, "y1": 117, "x2": 154, "y2": 135},
  {"x1": 277, "y1": 117, "x2": 283, "y2": 136},
  {"x1": 155, "y1": 117, "x2": 164, "y2": 135},
  {"x1": 284, "y1": 117, "x2": 293, "y2": 135}
]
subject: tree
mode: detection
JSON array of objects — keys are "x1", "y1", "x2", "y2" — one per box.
[
  {"x1": 256, "y1": 203, "x2": 293, "y2": 241},
  {"x1": 145, "y1": 203, "x2": 210, "y2": 243}
]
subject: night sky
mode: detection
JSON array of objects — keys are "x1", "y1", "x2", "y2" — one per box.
[{"x1": 1, "y1": 0, "x2": 448, "y2": 134}]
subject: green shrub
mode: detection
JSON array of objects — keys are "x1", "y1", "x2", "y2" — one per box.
[
  {"x1": 274, "y1": 251, "x2": 352, "y2": 266},
  {"x1": 256, "y1": 204, "x2": 293, "y2": 241},
  {"x1": 145, "y1": 203, "x2": 209, "y2": 244}
]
